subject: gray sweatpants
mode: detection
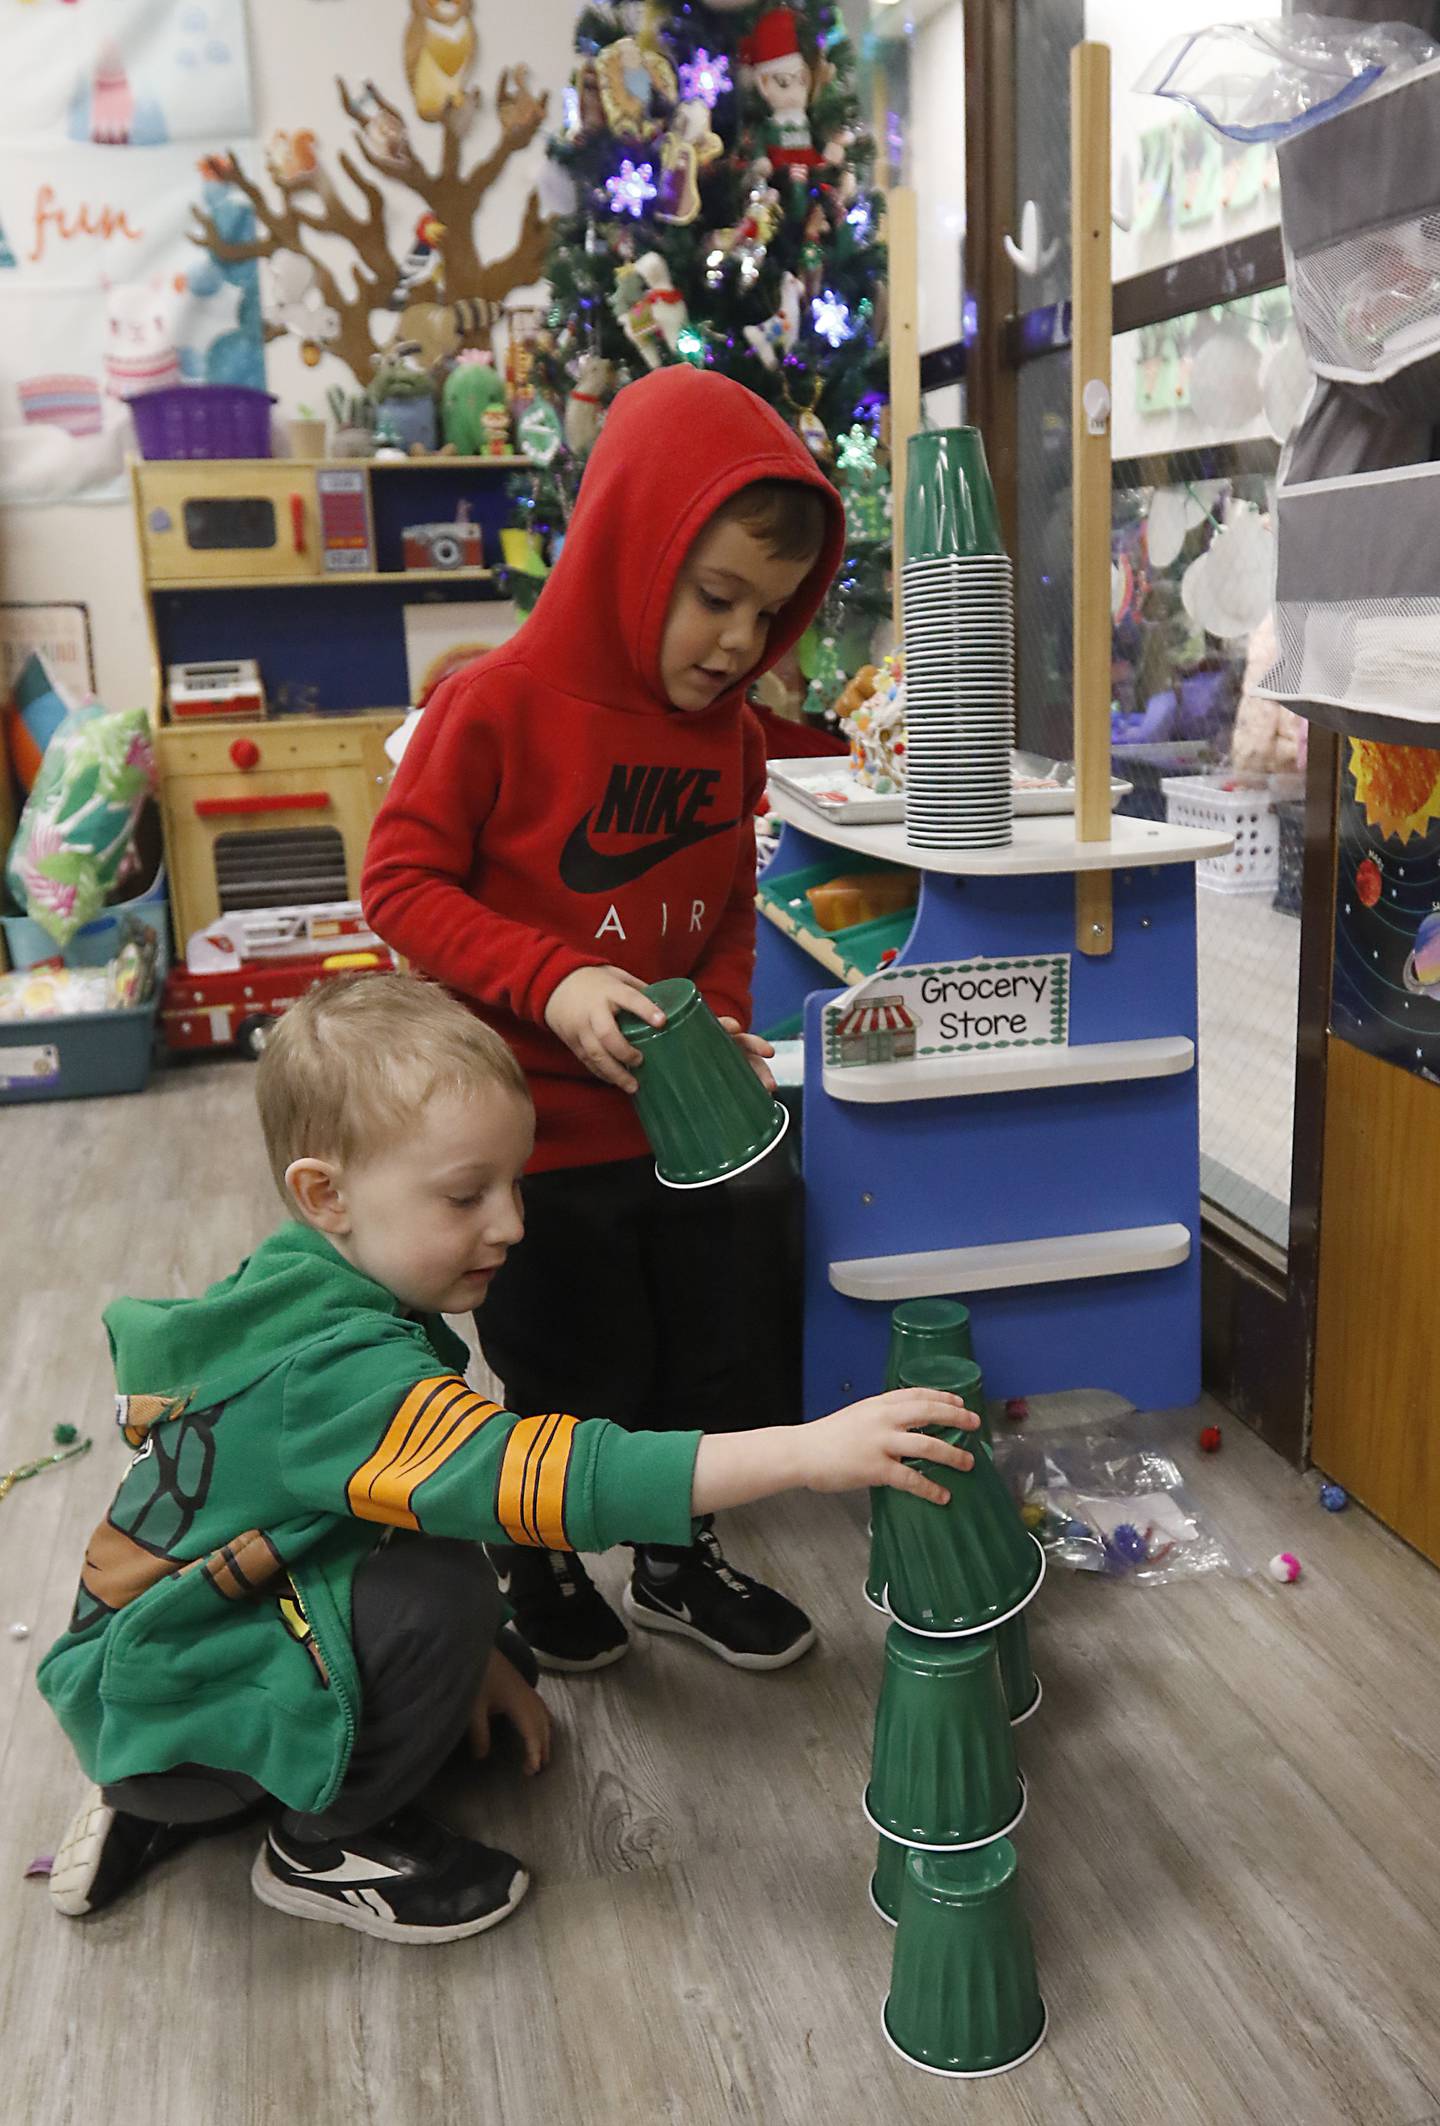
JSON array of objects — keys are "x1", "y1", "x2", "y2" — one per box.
[{"x1": 103, "y1": 1535, "x2": 501, "y2": 1841}]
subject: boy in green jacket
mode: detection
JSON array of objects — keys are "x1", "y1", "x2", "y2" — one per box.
[{"x1": 37, "y1": 972, "x2": 975, "y2": 1947}]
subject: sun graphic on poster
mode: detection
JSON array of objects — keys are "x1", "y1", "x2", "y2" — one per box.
[{"x1": 1348, "y1": 740, "x2": 1440, "y2": 842}]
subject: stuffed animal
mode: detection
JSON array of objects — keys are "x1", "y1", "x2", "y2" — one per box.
[
  {"x1": 441, "y1": 350, "x2": 507, "y2": 455},
  {"x1": 565, "y1": 353, "x2": 613, "y2": 456}
]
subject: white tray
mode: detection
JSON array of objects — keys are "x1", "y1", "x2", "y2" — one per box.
[{"x1": 767, "y1": 754, "x2": 1133, "y2": 824}]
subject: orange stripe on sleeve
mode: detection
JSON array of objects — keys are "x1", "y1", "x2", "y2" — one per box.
[
  {"x1": 529, "y1": 1414, "x2": 578, "y2": 1551},
  {"x1": 347, "y1": 1375, "x2": 485, "y2": 1530},
  {"x1": 496, "y1": 1414, "x2": 548, "y2": 1545}
]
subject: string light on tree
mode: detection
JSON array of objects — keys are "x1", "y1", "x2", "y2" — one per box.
[
  {"x1": 811, "y1": 288, "x2": 854, "y2": 348},
  {"x1": 606, "y1": 159, "x2": 658, "y2": 218},
  {"x1": 846, "y1": 198, "x2": 873, "y2": 240},
  {"x1": 679, "y1": 49, "x2": 731, "y2": 107},
  {"x1": 676, "y1": 324, "x2": 708, "y2": 365}
]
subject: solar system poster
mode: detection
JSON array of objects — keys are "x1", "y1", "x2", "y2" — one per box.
[{"x1": 1334, "y1": 740, "x2": 1440, "y2": 1085}]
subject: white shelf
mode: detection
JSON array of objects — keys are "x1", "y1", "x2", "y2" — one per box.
[
  {"x1": 823, "y1": 1035, "x2": 1194, "y2": 1104},
  {"x1": 829, "y1": 1222, "x2": 1192, "y2": 1300},
  {"x1": 766, "y1": 765, "x2": 1233, "y2": 877}
]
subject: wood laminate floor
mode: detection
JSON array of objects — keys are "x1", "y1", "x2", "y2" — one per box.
[{"x1": 3, "y1": 1060, "x2": 1439, "y2": 2126}]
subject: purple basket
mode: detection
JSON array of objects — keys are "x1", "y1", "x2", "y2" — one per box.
[{"x1": 130, "y1": 384, "x2": 277, "y2": 461}]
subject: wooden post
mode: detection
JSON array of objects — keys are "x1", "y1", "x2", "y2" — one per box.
[
  {"x1": 1070, "y1": 42, "x2": 1114, "y2": 957},
  {"x1": 887, "y1": 185, "x2": 920, "y2": 640}
]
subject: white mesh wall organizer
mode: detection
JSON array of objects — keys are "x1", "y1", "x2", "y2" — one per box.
[{"x1": 1264, "y1": 11, "x2": 1440, "y2": 737}]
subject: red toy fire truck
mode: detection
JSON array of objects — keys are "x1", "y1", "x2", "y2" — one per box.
[{"x1": 160, "y1": 902, "x2": 396, "y2": 1057}]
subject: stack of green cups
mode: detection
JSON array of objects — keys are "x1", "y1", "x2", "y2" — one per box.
[
  {"x1": 865, "y1": 1299, "x2": 974, "y2": 1612},
  {"x1": 862, "y1": 1300, "x2": 1047, "y2": 2075}
]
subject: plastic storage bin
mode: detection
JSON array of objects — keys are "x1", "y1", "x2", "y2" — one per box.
[
  {"x1": 129, "y1": 385, "x2": 276, "y2": 460},
  {"x1": 1, "y1": 867, "x2": 170, "y2": 977},
  {"x1": 0, "y1": 996, "x2": 158, "y2": 1104},
  {"x1": 1161, "y1": 777, "x2": 1278, "y2": 895}
]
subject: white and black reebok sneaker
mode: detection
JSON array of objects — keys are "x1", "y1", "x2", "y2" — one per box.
[{"x1": 251, "y1": 1806, "x2": 528, "y2": 1945}]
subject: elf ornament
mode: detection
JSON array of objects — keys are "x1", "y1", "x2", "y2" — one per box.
[
  {"x1": 564, "y1": 353, "x2": 612, "y2": 456},
  {"x1": 656, "y1": 99, "x2": 723, "y2": 225},
  {"x1": 613, "y1": 253, "x2": 689, "y2": 368},
  {"x1": 743, "y1": 271, "x2": 803, "y2": 371},
  {"x1": 742, "y1": 8, "x2": 845, "y2": 182}
]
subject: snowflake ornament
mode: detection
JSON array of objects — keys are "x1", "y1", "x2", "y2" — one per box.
[
  {"x1": 679, "y1": 50, "x2": 731, "y2": 108},
  {"x1": 606, "y1": 160, "x2": 657, "y2": 219},
  {"x1": 811, "y1": 290, "x2": 853, "y2": 347}
]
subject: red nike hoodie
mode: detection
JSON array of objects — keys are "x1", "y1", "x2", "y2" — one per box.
[{"x1": 362, "y1": 366, "x2": 846, "y2": 1174}]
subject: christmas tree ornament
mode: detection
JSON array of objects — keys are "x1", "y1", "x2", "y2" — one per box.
[
  {"x1": 606, "y1": 158, "x2": 659, "y2": 219},
  {"x1": 837, "y1": 423, "x2": 890, "y2": 542},
  {"x1": 811, "y1": 287, "x2": 854, "y2": 347},
  {"x1": 799, "y1": 198, "x2": 830, "y2": 296},
  {"x1": 675, "y1": 324, "x2": 708, "y2": 365},
  {"x1": 709, "y1": 182, "x2": 782, "y2": 271},
  {"x1": 679, "y1": 49, "x2": 731, "y2": 107},
  {"x1": 564, "y1": 353, "x2": 612, "y2": 455},
  {"x1": 656, "y1": 99, "x2": 723, "y2": 225},
  {"x1": 742, "y1": 9, "x2": 826, "y2": 181},
  {"x1": 518, "y1": 394, "x2": 564, "y2": 465},
  {"x1": 595, "y1": 38, "x2": 677, "y2": 140},
  {"x1": 613, "y1": 252, "x2": 689, "y2": 367},
  {"x1": 743, "y1": 270, "x2": 803, "y2": 370},
  {"x1": 783, "y1": 372, "x2": 830, "y2": 459},
  {"x1": 803, "y1": 633, "x2": 845, "y2": 721}
]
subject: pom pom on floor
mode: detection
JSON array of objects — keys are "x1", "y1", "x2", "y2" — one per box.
[
  {"x1": 1198, "y1": 1425, "x2": 1222, "y2": 1454},
  {"x1": 1319, "y1": 1482, "x2": 1349, "y2": 1513},
  {"x1": 1268, "y1": 1551, "x2": 1302, "y2": 1584}
]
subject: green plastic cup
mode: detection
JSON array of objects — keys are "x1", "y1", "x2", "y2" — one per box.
[
  {"x1": 904, "y1": 428, "x2": 1006, "y2": 561},
  {"x1": 881, "y1": 1428, "x2": 1044, "y2": 1637},
  {"x1": 883, "y1": 1842, "x2": 1047, "y2": 2079},
  {"x1": 996, "y1": 1610, "x2": 1042, "y2": 1726},
  {"x1": 617, "y1": 978, "x2": 788, "y2": 1188},
  {"x1": 884, "y1": 1297, "x2": 973, "y2": 1388},
  {"x1": 870, "y1": 1833, "x2": 906, "y2": 1926},
  {"x1": 898, "y1": 1351, "x2": 991, "y2": 1455},
  {"x1": 864, "y1": 1519, "x2": 889, "y2": 1614},
  {"x1": 863, "y1": 1624, "x2": 1024, "y2": 1850}
]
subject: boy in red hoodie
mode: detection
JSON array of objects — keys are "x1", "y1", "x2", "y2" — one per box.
[{"x1": 363, "y1": 367, "x2": 845, "y2": 1673}]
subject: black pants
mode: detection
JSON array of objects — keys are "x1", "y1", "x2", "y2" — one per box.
[
  {"x1": 103, "y1": 1536, "x2": 500, "y2": 1841},
  {"x1": 478, "y1": 1155, "x2": 774, "y2": 1436}
]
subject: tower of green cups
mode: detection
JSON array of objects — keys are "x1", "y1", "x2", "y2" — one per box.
[{"x1": 865, "y1": 1299, "x2": 1048, "y2": 2080}]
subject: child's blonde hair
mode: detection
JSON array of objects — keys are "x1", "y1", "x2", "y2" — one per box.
[{"x1": 256, "y1": 971, "x2": 529, "y2": 1198}]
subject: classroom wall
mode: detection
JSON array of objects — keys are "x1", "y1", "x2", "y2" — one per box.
[
  {"x1": 906, "y1": 0, "x2": 965, "y2": 425},
  {"x1": 0, "y1": 0, "x2": 575, "y2": 710}
]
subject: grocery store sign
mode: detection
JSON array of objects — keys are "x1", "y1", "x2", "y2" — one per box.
[{"x1": 823, "y1": 955, "x2": 1070, "y2": 1067}]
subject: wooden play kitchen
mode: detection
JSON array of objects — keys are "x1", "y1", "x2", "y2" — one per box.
[
  {"x1": 754, "y1": 49, "x2": 1234, "y2": 2074},
  {"x1": 132, "y1": 451, "x2": 520, "y2": 946}
]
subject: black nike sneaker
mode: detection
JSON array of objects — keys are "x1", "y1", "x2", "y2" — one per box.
[
  {"x1": 251, "y1": 1807, "x2": 528, "y2": 1944},
  {"x1": 624, "y1": 1525, "x2": 817, "y2": 1671},
  {"x1": 49, "y1": 1785, "x2": 261, "y2": 1918},
  {"x1": 485, "y1": 1544, "x2": 629, "y2": 1673}
]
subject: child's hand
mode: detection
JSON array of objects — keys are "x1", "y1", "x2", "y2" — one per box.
[
  {"x1": 469, "y1": 1648, "x2": 553, "y2": 1776},
  {"x1": 800, "y1": 1389, "x2": 979, "y2": 1502},
  {"x1": 545, "y1": 965, "x2": 665, "y2": 1093},
  {"x1": 717, "y1": 1015, "x2": 777, "y2": 1093}
]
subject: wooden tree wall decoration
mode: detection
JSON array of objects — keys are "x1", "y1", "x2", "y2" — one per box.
[{"x1": 192, "y1": 42, "x2": 553, "y2": 388}]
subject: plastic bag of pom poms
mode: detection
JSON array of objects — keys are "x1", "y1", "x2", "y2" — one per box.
[
  {"x1": 1135, "y1": 17, "x2": 1438, "y2": 144},
  {"x1": 993, "y1": 1420, "x2": 1251, "y2": 1587}
]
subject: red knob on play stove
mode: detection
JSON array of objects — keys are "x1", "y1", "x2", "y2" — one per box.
[{"x1": 230, "y1": 739, "x2": 261, "y2": 770}]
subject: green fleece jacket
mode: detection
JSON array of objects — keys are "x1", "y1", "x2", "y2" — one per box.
[{"x1": 37, "y1": 1223, "x2": 701, "y2": 1814}]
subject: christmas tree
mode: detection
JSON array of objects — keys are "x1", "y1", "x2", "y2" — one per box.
[{"x1": 506, "y1": 0, "x2": 892, "y2": 717}]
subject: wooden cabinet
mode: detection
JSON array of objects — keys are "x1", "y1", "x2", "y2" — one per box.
[{"x1": 1313, "y1": 1037, "x2": 1440, "y2": 1565}]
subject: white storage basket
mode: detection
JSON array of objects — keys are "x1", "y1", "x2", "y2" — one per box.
[{"x1": 1162, "y1": 777, "x2": 1278, "y2": 895}]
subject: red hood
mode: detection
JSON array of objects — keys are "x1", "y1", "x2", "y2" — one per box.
[{"x1": 511, "y1": 365, "x2": 847, "y2": 719}]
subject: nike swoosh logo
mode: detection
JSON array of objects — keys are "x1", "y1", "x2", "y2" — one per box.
[
  {"x1": 558, "y1": 810, "x2": 741, "y2": 894},
  {"x1": 647, "y1": 1590, "x2": 692, "y2": 1624}
]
